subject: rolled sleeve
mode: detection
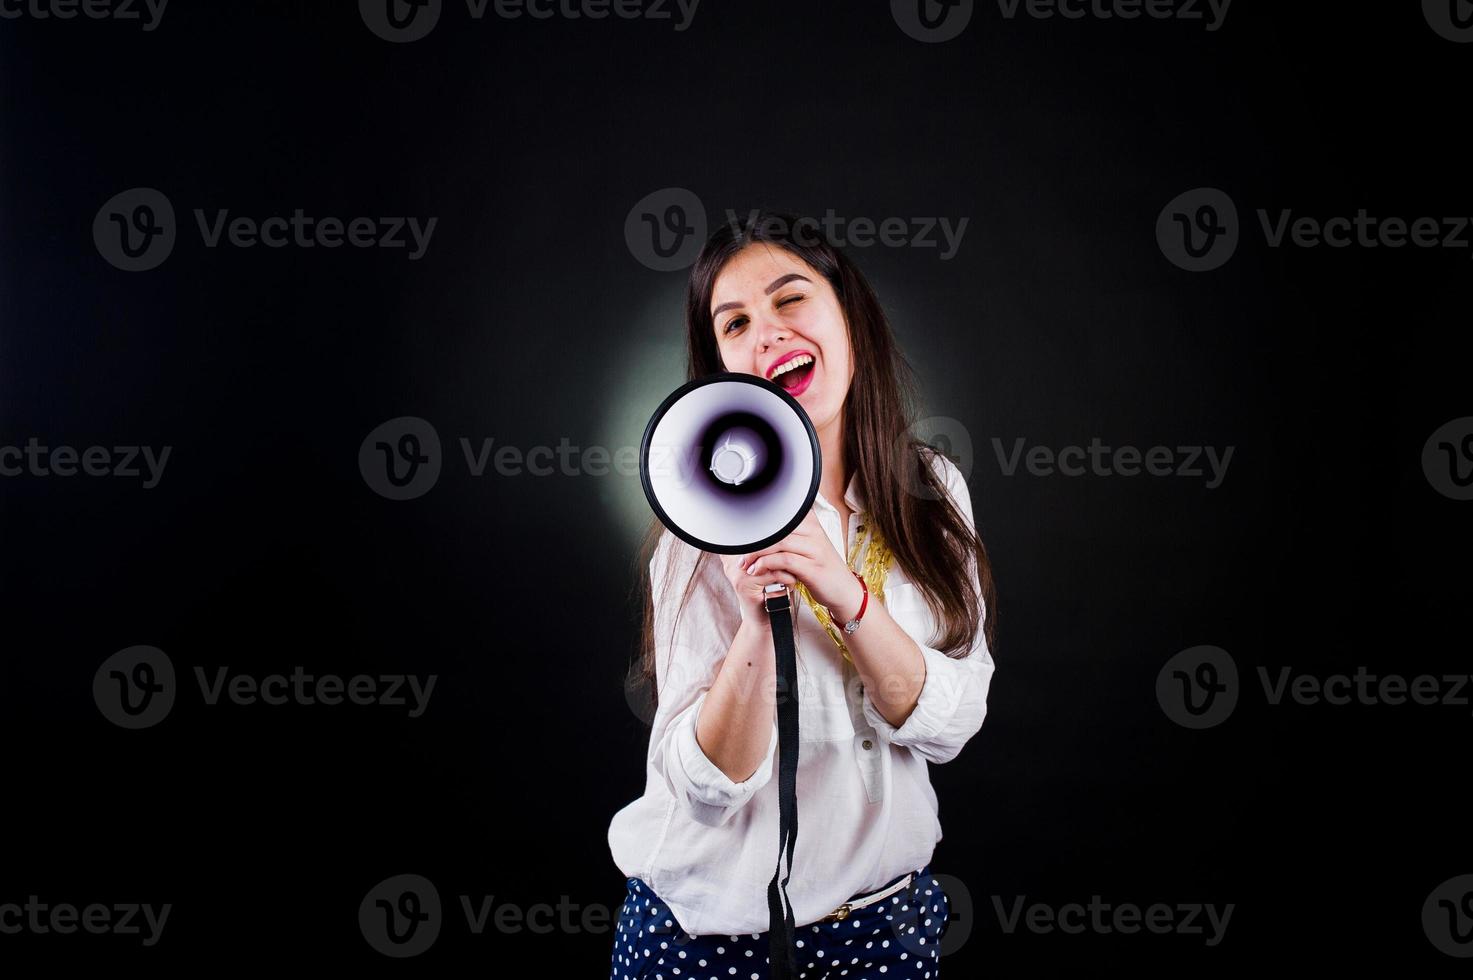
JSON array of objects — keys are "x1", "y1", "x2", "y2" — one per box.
[
  {"x1": 644, "y1": 530, "x2": 775, "y2": 825},
  {"x1": 666, "y1": 690, "x2": 779, "y2": 825},
  {"x1": 862, "y1": 449, "x2": 996, "y2": 765},
  {"x1": 861, "y1": 640, "x2": 994, "y2": 764}
]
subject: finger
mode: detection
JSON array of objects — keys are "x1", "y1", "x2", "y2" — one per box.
[
  {"x1": 742, "y1": 519, "x2": 838, "y2": 567},
  {"x1": 747, "y1": 553, "x2": 806, "y2": 576},
  {"x1": 740, "y1": 545, "x2": 776, "y2": 567},
  {"x1": 742, "y1": 540, "x2": 819, "y2": 570},
  {"x1": 749, "y1": 521, "x2": 822, "y2": 554},
  {"x1": 745, "y1": 553, "x2": 779, "y2": 575},
  {"x1": 746, "y1": 571, "x2": 796, "y2": 599}
]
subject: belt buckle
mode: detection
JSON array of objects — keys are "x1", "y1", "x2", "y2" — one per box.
[
  {"x1": 821, "y1": 902, "x2": 852, "y2": 923},
  {"x1": 821, "y1": 872, "x2": 913, "y2": 923}
]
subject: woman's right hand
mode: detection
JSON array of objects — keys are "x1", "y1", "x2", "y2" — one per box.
[{"x1": 717, "y1": 552, "x2": 798, "y2": 630}]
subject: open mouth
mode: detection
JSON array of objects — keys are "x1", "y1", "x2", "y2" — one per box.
[{"x1": 770, "y1": 354, "x2": 816, "y2": 396}]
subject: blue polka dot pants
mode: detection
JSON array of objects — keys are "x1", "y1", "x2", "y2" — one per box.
[{"x1": 609, "y1": 864, "x2": 948, "y2": 979}]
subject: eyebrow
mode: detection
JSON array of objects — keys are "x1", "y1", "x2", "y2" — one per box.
[{"x1": 711, "y1": 273, "x2": 812, "y2": 319}]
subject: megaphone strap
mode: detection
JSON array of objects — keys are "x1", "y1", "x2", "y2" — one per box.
[
  {"x1": 794, "y1": 513, "x2": 896, "y2": 665},
  {"x1": 766, "y1": 515, "x2": 893, "y2": 976},
  {"x1": 764, "y1": 584, "x2": 801, "y2": 978}
]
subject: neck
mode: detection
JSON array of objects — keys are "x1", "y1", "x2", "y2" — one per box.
[{"x1": 817, "y1": 417, "x2": 848, "y2": 510}]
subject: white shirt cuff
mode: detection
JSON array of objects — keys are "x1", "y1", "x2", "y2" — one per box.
[
  {"x1": 670, "y1": 690, "x2": 779, "y2": 824},
  {"x1": 861, "y1": 643, "x2": 993, "y2": 764}
]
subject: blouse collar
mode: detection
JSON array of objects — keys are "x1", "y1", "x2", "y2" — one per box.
[{"x1": 813, "y1": 468, "x2": 864, "y2": 516}]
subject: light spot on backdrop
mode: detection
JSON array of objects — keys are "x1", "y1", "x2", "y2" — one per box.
[{"x1": 598, "y1": 279, "x2": 689, "y2": 552}]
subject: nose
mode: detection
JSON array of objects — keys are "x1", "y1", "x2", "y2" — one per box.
[{"x1": 753, "y1": 310, "x2": 788, "y2": 355}]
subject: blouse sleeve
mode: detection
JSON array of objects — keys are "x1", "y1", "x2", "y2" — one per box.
[
  {"x1": 645, "y1": 530, "x2": 779, "y2": 827},
  {"x1": 860, "y1": 451, "x2": 996, "y2": 765}
]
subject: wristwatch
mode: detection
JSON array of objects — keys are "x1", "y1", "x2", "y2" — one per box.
[{"x1": 839, "y1": 570, "x2": 869, "y2": 635}]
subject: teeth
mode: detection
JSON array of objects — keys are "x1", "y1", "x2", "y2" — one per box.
[{"x1": 771, "y1": 354, "x2": 814, "y2": 379}]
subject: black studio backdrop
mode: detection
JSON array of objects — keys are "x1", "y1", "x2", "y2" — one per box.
[{"x1": 1, "y1": 1, "x2": 1469, "y2": 973}]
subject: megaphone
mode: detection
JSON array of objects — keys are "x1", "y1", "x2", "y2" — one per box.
[
  {"x1": 639, "y1": 372, "x2": 822, "y2": 554},
  {"x1": 638, "y1": 371, "x2": 820, "y2": 980}
]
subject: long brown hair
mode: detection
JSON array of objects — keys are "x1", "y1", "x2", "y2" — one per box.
[{"x1": 627, "y1": 208, "x2": 997, "y2": 720}]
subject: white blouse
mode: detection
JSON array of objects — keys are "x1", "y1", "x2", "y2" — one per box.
[{"x1": 607, "y1": 450, "x2": 995, "y2": 937}]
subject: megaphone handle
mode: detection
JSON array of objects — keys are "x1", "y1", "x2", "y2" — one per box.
[{"x1": 763, "y1": 585, "x2": 800, "y2": 980}]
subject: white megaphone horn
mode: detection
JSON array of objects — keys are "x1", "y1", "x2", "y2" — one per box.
[{"x1": 639, "y1": 372, "x2": 822, "y2": 555}]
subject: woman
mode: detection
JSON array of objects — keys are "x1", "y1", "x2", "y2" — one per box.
[{"x1": 608, "y1": 209, "x2": 998, "y2": 979}]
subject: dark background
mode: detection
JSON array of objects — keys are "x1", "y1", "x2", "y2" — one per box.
[{"x1": 1, "y1": 0, "x2": 1469, "y2": 972}]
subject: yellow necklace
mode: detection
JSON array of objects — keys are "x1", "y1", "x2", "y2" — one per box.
[{"x1": 793, "y1": 512, "x2": 895, "y2": 665}]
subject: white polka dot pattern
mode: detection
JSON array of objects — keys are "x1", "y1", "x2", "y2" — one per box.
[{"x1": 608, "y1": 864, "x2": 948, "y2": 980}]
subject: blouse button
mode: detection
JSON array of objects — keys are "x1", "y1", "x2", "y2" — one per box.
[{"x1": 861, "y1": 739, "x2": 874, "y2": 750}]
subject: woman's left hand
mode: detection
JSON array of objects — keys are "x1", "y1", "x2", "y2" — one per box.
[{"x1": 740, "y1": 509, "x2": 864, "y2": 619}]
